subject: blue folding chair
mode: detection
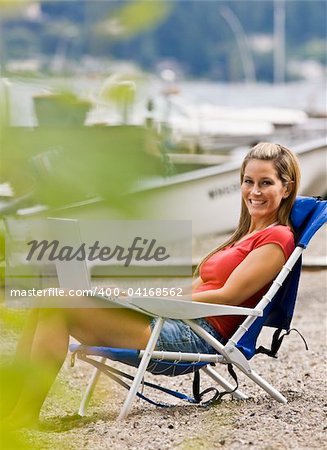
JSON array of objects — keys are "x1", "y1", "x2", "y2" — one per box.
[{"x1": 57, "y1": 196, "x2": 326, "y2": 419}]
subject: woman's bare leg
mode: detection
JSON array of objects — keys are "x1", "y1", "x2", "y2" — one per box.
[
  {"x1": 15, "y1": 309, "x2": 40, "y2": 360},
  {"x1": 6, "y1": 299, "x2": 152, "y2": 427},
  {"x1": 67, "y1": 306, "x2": 152, "y2": 349},
  {"x1": 6, "y1": 308, "x2": 70, "y2": 427},
  {"x1": 1, "y1": 309, "x2": 40, "y2": 419}
]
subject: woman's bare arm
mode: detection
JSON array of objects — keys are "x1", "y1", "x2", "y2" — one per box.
[
  {"x1": 192, "y1": 276, "x2": 204, "y2": 292},
  {"x1": 191, "y1": 243, "x2": 285, "y2": 305}
]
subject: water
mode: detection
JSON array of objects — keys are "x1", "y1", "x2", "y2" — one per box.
[
  {"x1": 176, "y1": 80, "x2": 326, "y2": 113},
  {"x1": 3, "y1": 77, "x2": 326, "y2": 127}
]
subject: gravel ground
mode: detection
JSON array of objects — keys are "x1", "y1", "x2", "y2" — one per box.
[{"x1": 5, "y1": 227, "x2": 327, "y2": 449}]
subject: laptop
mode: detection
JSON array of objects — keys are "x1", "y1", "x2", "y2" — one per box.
[
  {"x1": 48, "y1": 217, "x2": 129, "y2": 309},
  {"x1": 48, "y1": 217, "x2": 92, "y2": 291}
]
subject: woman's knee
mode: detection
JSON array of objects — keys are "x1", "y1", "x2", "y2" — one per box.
[{"x1": 36, "y1": 307, "x2": 68, "y2": 324}]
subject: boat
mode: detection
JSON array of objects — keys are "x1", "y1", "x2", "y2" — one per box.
[
  {"x1": 133, "y1": 137, "x2": 326, "y2": 236},
  {"x1": 2, "y1": 78, "x2": 325, "y2": 237},
  {"x1": 166, "y1": 152, "x2": 231, "y2": 174},
  {"x1": 150, "y1": 96, "x2": 312, "y2": 153},
  {"x1": 54, "y1": 137, "x2": 326, "y2": 238}
]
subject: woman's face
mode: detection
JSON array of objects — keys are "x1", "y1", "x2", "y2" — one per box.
[{"x1": 241, "y1": 159, "x2": 289, "y2": 223}]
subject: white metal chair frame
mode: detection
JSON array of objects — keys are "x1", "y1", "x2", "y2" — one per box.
[
  {"x1": 53, "y1": 196, "x2": 326, "y2": 420},
  {"x1": 73, "y1": 245, "x2": 302, "y2": 420}
]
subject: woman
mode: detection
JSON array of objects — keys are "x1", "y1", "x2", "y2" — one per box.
[{"x1": 5, "y1": 142, "x2": 301, "y2": 427}]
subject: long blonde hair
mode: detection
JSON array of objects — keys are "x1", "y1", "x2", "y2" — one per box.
[{"x1": 195, "y1": 142, "x2": 301, "y2": 275}]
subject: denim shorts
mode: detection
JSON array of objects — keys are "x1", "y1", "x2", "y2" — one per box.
[{"x1": 150, "y1": 318, "x2": 226, "y2": 354}]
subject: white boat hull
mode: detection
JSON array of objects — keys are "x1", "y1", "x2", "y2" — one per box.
[
  {"x1": 47, "y1": 138, "x2": 327, "y2": 238},
  {"x1": 134, "y1": 138, "x2": 327, "y2": 236}
]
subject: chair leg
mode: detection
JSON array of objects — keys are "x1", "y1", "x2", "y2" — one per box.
[
  {"x1": 117, "y1": 317, "x2": 164, "y2": 420},
  {"x1": 202, "y1": 365, "x2": 248, "y2": 400},
  {"x1": 78, "y1": 357, "x2": 106, "y2": 416},
  {"x1": 243, "y1": 369, "x2": 287, "y2": 404},
  {"x1": 185, "y1": 319, "x2": 287, "y2": 404}
]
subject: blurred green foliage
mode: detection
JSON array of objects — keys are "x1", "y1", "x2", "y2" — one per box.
[
  {"x1": 0, "y1": 305, "x2": 90, "y2": 448},
  {"x1": 0, "y1": 1, "x2": 167, "y2": 446},
  {"x1": 99, "y1": 73, "x2": 137, "y2": 122},
  {"x1": 0, "y1": 358, "x2": 71, "y2": 449},
  {"x1": 100, "y1": 74, "x2": 134, "y2": 100},
  {"x1": 96, "y1": 0, "x2": 173, "y2": 39},
  {"x1": 1, "y1": 123, "x2": 163, "y2": 211},
  {"x1": 33, "y1": 92, "x2": 91, "y2": 127},
  {"x1": 0, "y1": 303, "x2": 35, "y2": 449},
  {"x1": 0, "y1": 0, "x2": 31, "y2": 15},
  {"x1": 0, "y1": 77, "x2": 164, "y2": 214}
]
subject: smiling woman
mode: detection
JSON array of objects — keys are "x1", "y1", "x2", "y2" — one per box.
[
  {"x1": 239, "y1": 143, "x2": 301, "y2": 228},
  {"x1": 3, "y1": 142, "x2": 302, "y2": 429},
  {"x1": 191, "y1": 142, "x2": 301, "y2": 337},
  {"x1": 194, "y1": 143, "x2": 300, "y2": 261},
  {"x1": 241, "y1": 158, "x2": 292, "y2": 232}
]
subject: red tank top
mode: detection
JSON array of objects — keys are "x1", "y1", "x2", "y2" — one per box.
[{"x1": 195, "y1": 225, "x2": 295, "y2": 339}]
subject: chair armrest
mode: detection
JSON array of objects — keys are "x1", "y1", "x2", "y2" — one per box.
[{"x1": 123, "y1": 296, "x2": 263, "y2": 320}]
